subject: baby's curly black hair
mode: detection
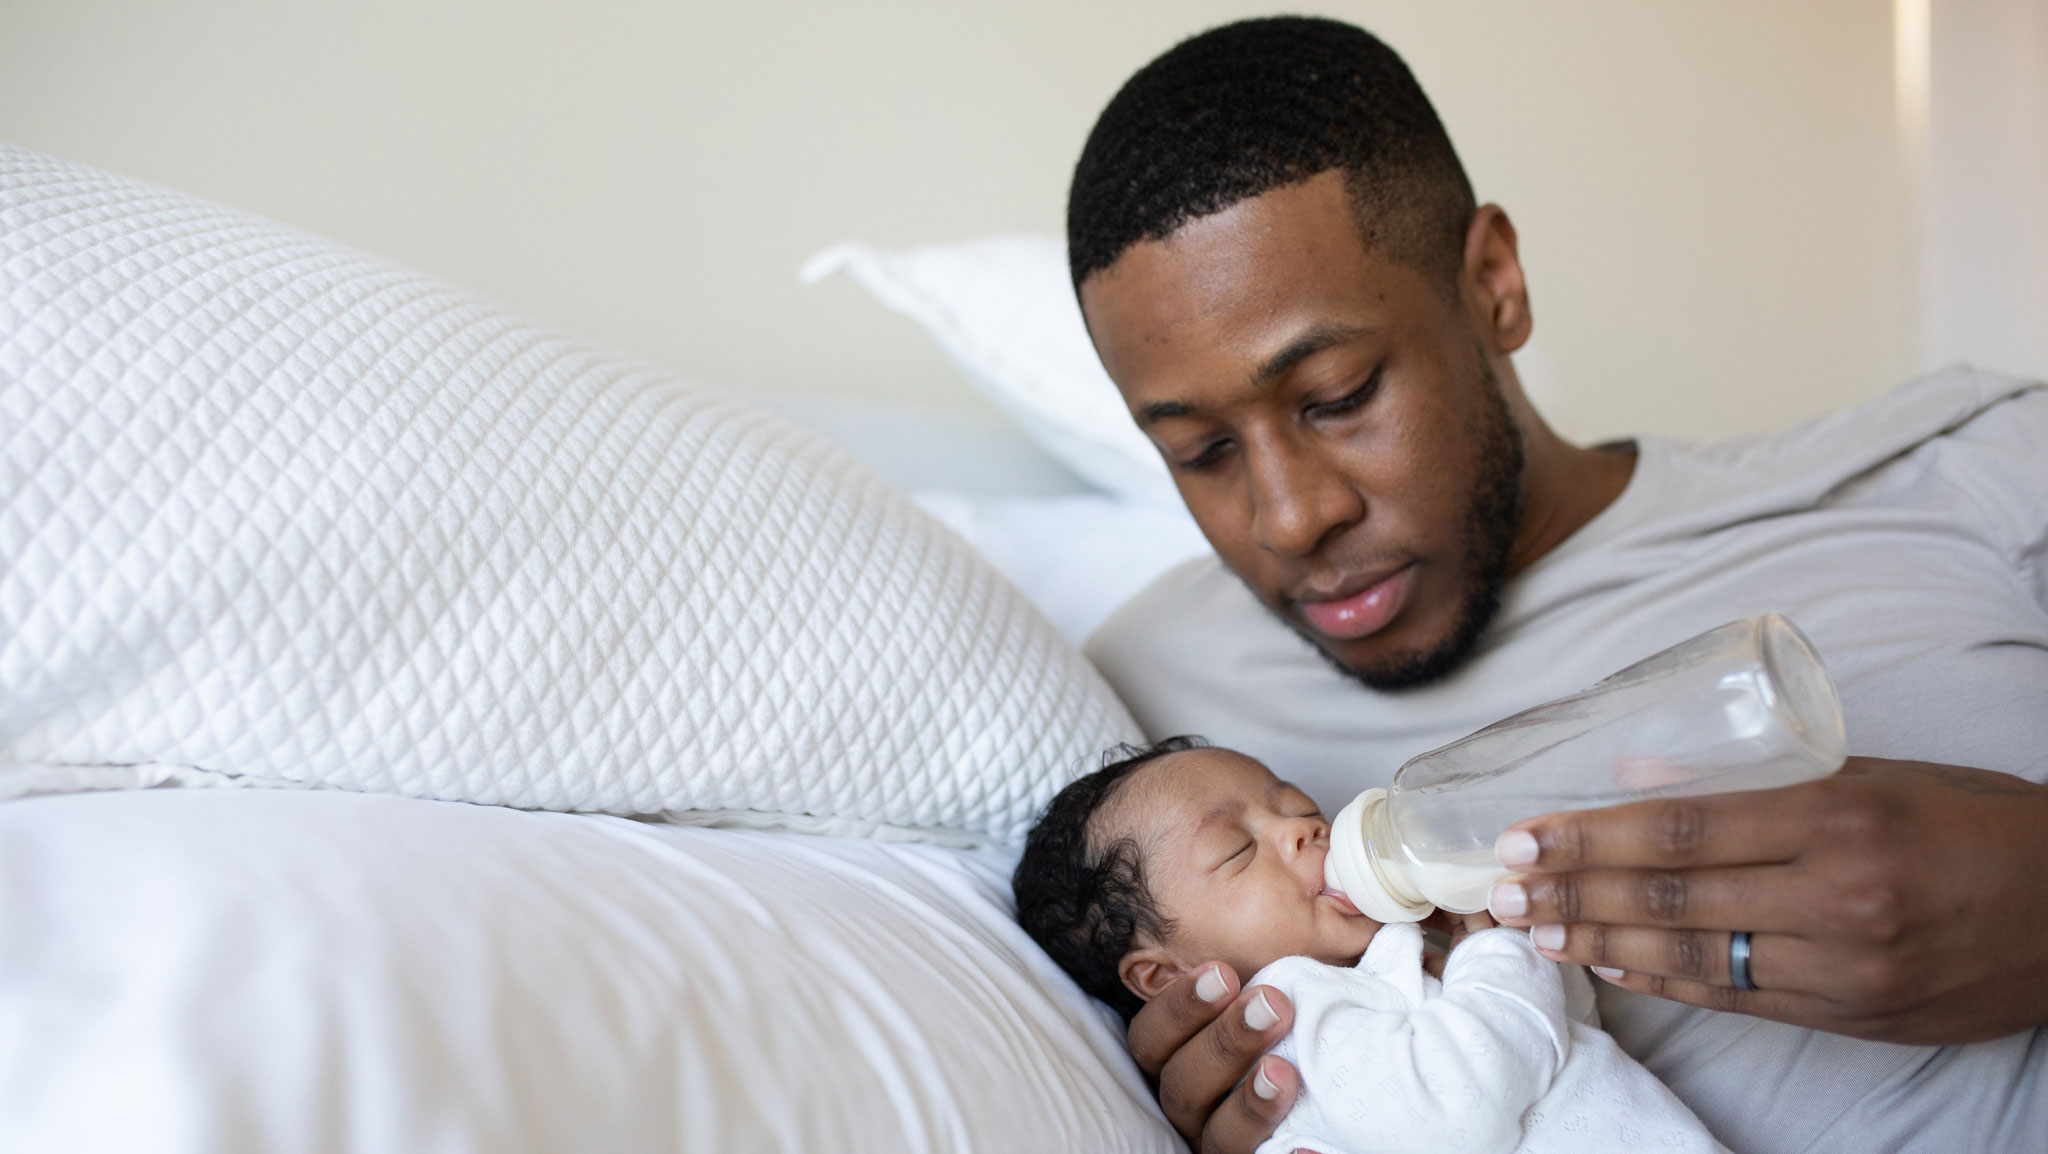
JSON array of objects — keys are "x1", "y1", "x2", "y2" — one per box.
[
  {"x1": 1012, "y1": 736, "x2": 1209, "y2": 1021},
  {"x1": 1067, "y1": 15, "x2": 1475, "y2": 292}
]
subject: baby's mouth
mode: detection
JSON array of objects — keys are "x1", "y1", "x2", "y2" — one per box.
[{"x1": 1319, "y1": 883, "x2": 1363, "y2": 916}]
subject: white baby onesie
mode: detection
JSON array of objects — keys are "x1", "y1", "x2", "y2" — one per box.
[{"x1": 1254, "y1": 925, "x2": 1727, "y2": 1154}]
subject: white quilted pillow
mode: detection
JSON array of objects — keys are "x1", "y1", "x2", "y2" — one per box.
[
  {"x1": 802, "y1": 237, "x2": 1183, "y2": 508},
  {"x1": 0, "y1": 146, "x2": 1140, "y2": 844}
]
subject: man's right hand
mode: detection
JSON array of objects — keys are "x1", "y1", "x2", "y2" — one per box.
[{"x1": 1127, "y1": 962, "x2": 1297, "y2": 1152}]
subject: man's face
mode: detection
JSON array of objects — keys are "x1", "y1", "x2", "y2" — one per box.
[{"x1": 1079, "y1": 171, "x2": 1522, "y2": 688}]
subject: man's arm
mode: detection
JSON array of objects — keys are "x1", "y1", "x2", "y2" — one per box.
[{"x1": 1487, "y1": 757, "x2": 2048, "y2": 1044}]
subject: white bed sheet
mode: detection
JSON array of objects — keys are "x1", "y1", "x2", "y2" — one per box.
[{"x1": 0, "y1": 789, "x2": 1180, "y2": 1153}]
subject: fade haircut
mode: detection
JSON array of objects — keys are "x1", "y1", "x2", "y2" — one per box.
[
  {"x1": 1012, "y1": 736, "x2": 1209, "y2": 1022},
  {"x1": 1068, "y1": 16, "x2": 1476, "y2": 293}
]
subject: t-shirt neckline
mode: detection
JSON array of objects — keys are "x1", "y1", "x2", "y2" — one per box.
[{"x1": 1523, "y1": 437, "x2": 1663, "y2": 576}]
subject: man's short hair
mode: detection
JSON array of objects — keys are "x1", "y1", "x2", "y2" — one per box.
[
  {"x1": 1011, "y1": 736, "x2": 1207, "y2": 1021},
  {"x1": 1067, "y1": 15, "x2": 1476, "y2": 292}
]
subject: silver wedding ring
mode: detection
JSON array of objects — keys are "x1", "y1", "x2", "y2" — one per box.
[{"x1": 1729, "y1": 930, "x2": 1757, "y2": 992}]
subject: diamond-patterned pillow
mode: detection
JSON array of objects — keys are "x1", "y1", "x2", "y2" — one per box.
[{"x1": 0, "y1": 146, "x2": 1139, "y2": 844}]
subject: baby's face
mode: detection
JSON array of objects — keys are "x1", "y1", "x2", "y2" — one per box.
[{"x1": 1105, "y1": 748, "x2": 1381, "y2": 996}]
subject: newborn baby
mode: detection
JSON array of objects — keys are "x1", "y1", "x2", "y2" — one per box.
[{"x1": 1013, "y1": 737, "x2": 1726, "y2": 1154}]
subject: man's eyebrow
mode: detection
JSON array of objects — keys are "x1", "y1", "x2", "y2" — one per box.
[
  {"x1": 1252, "y1": 322, "x2": 1371, "y2": 386},
  {"x1": 1135, "y1": 321, "x2": 1372, "y2": 427},
  {"x1": 1137, "y1": 399, "x2": 1192, "y2": 426}
]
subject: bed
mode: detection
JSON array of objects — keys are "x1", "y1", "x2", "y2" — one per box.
[{"x1": 0, "y1": 146, "x2": 1204, "y2": 1151}]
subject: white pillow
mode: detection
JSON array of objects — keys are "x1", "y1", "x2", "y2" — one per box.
[
  {"x1": 802, "y1": 236, "x2": 1182, "y2": 508},
  {"x1": 2, "y1": 788, "x2": 1181, "y2": 1153},
  {"x1": 0, "y1": 146, "x2": 1139, "y2": 845},
  {"x1": 803, "y1": 236, "x2": 1568, "y2": 502},
  {"x1": 914, "y1": 491, "x2": 1212, "y2": 645}
]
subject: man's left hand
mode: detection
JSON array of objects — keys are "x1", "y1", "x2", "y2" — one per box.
[{"x1": 1486, "y1": 757, "x2": 2048, "y2": 1045}]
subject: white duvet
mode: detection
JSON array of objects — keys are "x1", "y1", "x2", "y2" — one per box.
[{"x1": 0, "y1": 787, "x2": 1180, "y2": 1153}]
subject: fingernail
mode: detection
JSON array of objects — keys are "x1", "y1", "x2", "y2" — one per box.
[
  {"x1": 1244, "y1": 990, "x2": 1280, "y2": 1031},
  {"x1": 1488, "y1": 882, "x2": 1528, "y2": 918},
  {"x1": 1592, "y1": 966, "x2": 1625, "y2": 981},
  {"x1": 1531, "y1": 924, "x2": 1566, "y2": 951},
  {"x1": 1195, "y1": 965, "x2": 1228, "y2": 1004},
  {"x1": 1251, "y1": 1061, "x2": 1280, "y2": 1100},
  {"x1": 1496, "y1": 829, "x2": 1540, "y2": 868}
]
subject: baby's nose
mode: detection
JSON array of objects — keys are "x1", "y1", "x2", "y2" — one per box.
[{"x1": 1281, "y1": 820, "x2": 1320, "y2": 857}]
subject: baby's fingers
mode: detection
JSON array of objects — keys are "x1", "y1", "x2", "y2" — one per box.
[{"x1": 1460, "y1": 909, "x2": 1498, "y2": 934}]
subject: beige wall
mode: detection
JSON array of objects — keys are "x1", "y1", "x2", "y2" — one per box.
[
  {"x1": 1, "y1": 1, "x2": 1914, "y2": 444},
  {"x1": 1920, "y1": 0, "x2": 2048, "y2": 383}
]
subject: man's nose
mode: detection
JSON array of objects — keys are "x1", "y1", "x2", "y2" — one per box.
[{"x1": 1246, "y1": 434, "x2": 1363, "y2": 558}]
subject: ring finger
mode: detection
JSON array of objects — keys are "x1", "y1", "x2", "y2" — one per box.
[{"x1": 1526, "y1": 923, "x2": 1819, "y2": 993}]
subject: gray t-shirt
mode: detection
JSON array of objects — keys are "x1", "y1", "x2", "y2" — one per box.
[{"x1": 1084, "y1": 367, "x2": 2048, "y2": 1154}]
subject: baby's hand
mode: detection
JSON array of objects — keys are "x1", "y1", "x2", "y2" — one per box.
[
  {"x1": 1421, "y1": 908, "x2": 1500, "y2": 958},
  {"x1": 1447, "y1": 909, "x2": 1497, "y2": 950}
]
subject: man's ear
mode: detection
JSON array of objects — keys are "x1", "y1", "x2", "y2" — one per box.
[
  {"x1": 1119, "y1": 946, "x2": 1191, "y2": 1004},
  {"x1": 1459, "y1": 204, "x2": 1532, "y2": 356}
]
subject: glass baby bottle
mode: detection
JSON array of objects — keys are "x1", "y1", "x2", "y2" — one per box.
[{"x1": 1324, "y1": 614, "x2": 1849, "y2": 922}]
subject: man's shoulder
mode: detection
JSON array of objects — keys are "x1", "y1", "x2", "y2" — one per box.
[
  {"x1": 1619, "y1": 367, "x2": 2044, "y2": 539},
  {"x1": 1081, "y1": 555, "x2": 1272, "y2": 730},
  {"x1": 1779, "y1": 366, "x2": 2045, "y2": 494},
  {"x1": 1877, "y1": 372, "x2": 2048, "y2": 552},
  {"x1": 1086, "y1": 554, "x2": 1244, "y2": 638},
  {"x1": 1716, "y1": 364, "x2": 2041, "y2": 468}
]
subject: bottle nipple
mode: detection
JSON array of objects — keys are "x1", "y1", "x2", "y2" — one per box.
[{"x1": 1325, "y1": 788, "x2": 1434, "y2": 923}]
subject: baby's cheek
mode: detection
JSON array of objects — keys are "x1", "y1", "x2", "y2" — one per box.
[
  {"x1": 1215, "y1": 899, "x2": 1300, "y2": 972},
  {"x1": 1227, "y1": 905, "x2": 1282, "y2": 957}
]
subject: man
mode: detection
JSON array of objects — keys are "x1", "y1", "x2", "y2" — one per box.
[{"x1": 1067, "y1": 16, "x2": 2048, "y2": 1154}]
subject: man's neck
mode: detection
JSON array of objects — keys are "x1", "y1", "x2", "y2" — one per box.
[{"x1": 1504, "y1": 434, "x2": 1637, "y2": 579}]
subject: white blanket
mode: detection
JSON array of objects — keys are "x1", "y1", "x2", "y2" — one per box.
[
  {"x1": 1257, "y1": 925, "x2": 1724, "y2": 1154},
  {"x1": 0, "y1": 788, "x2": 1181, "y2": 1153}
]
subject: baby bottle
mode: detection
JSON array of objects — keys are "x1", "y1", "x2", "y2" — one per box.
[{"x1": 1324, "y1": 614, "x2": 1848, "y2": 921}]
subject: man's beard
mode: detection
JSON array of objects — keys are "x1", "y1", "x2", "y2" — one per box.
[{"x1": 1292, "y1": 358, "x2": 1524, "y2": 692}]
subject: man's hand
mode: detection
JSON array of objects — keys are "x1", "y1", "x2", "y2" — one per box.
[
  {"x1": 1486, "y1": 757, "x2": 2048, "y2": 1044},
  {"x1": 1127, "y1": 962, "x2": 1296, "y2": 1152}
]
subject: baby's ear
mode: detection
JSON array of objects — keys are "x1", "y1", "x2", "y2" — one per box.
[{"x1": 1119, "y1": 947, "x2": 1189, "y2": 1003}]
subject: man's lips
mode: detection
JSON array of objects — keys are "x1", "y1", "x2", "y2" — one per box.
[{"x1": 1296, "y1": 565, "x2": 1415, "y2": 641}]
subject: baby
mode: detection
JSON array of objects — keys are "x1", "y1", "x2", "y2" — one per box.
[{"x1": 1013, "y1": 737, "x2": 1727, "y2": 1154}]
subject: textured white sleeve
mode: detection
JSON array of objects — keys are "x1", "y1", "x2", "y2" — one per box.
[{"x1": 1266, "y1": 930, "x2": 1570, "y2": 1154}]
